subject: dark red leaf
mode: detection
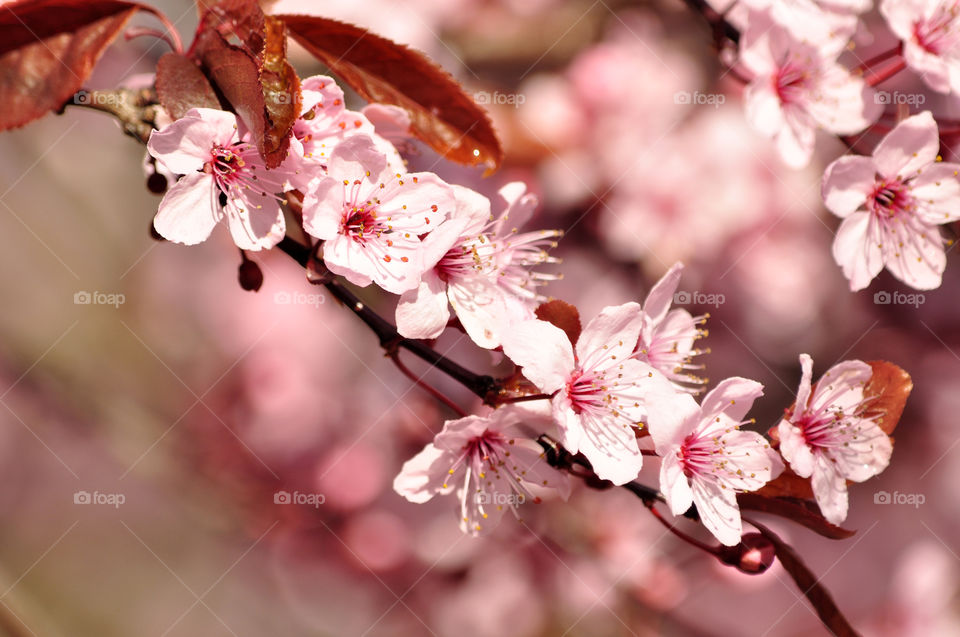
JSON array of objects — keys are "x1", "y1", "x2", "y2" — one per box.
[
  {"x1": 536, "y1": 300, "x2": 581, "y2": 347},
  {"x1": 754, "y1": 466, "x2": 814, "y2": 500},
  {"x1": 862, "y1": 360, "x2": 912, "y2": 436},
  {"x1": 155, "y1": 52, "x2": 221, "y2": 120},
  {"x1": 258, "y1": 16, "x2": 299, "y2": 167},
  {"x1": 193, "y1": 27, "x2": 267, "y2": 155},
  {"x1": 747, "y1": 519, "x2": 861, "y2": 637},
  {"x1": 196, "y1": 0, "x2": 264, "y2": 56},
  {"x1": 737, "y1": 493, "x2": 855, "y2": 539},
  {"x1": 275, "y1": 14, "x2": 503, "y2": 173},
  {"x1": 0, "y1": 0, "x2": 144, "y2": 130}
]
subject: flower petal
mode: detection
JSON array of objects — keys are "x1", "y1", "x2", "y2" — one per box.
[
  {"x1": 393, "y1": 443, "x2": 454, "y2": 503},
  {"x1": 501, "y1": 319, "x2": 575, "y2": 393},
  {"x1": 832, "y1": 211, "x2": 883, "y2": 291},
  {"x1": 576, "y1": 302, "x2": 643, "y2": 371},
  {"x1": 873, "y1": 111, "x2": 940, "y2": 179},
  {"x1": 148, "y1": 108, "x2": 237, "y2": 174},
  {"x1": 691, "y1": 478, "x2": 743, "y2": 546},
  {"x1": 821, "y1": 155, "x2": 877, "y2": 218},
  {"x1": 810, "y1": 454, "x2": 849, "y2": 525},
  {"x1": 660, "y1": 451, "x2": 693, "y2": 517},
  {"x1": 396, "y1": 269, "x2": 450, "y2": 340},
  {"x1": 153, "y1": 172, "x2": 220, "y2": 245},
  {"x1": 643, "y1": 262, "x2": 684, "y2": 326}
]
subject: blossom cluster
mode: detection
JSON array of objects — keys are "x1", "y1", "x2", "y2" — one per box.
[
  {"x1": 701, "y1": 0, "x2": 960, "y2": 292},
  {"x1": 146, "y1": 73, "x2": 894, "y2": 547}
]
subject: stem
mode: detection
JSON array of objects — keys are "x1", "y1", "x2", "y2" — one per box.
[
  {"x1": 63, "y1": 88, "x2": 158, "y2": 143},
  {"x1": 276, "y1": 237, "x2": 502, "y2": 404},
  {"x1": 855, "y1": 45, "x2": 902, "y2": 73},
  {"x1": 645, "y1": 499, "x2": 722, "y2": 556},
  {"x1": 498, "y1": 392, "x2": 553, "y2": 404},
  {"x1": 864, "y1": 58, "x2": 907, "y2": 87},
  {"x1": 389, "y1": 350, "x2": 468, "y2": 417}
]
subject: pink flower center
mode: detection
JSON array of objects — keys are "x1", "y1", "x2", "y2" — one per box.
[
  {"x1": 566, "y1": 368, "x2": 608, "y2": 415},
  {"x1": 435, "y1": 239, "x2": 495, "y2": 282},
  {"x1": 914, "y1": 4, "x2": 960, "y2": 55},
  {"x1": 207, "y1": 143, "x2": 250, "y2": 185},
  {"x1": 795, "y1": 411, "x2": 855, "y2": 450},
  {"x1": 341, "y1": 200, "x2": 387, "y2": 245},
  {"x1": 868, "y1": 179, "x2": 915, "y2": 219},
  {"x1": 775, "y1": 59, "x2": 812, "y2": 105}
]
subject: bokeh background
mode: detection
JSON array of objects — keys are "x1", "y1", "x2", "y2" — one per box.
[{"x1": 1, "y1": 0, "x2": 958, "y2": 635}]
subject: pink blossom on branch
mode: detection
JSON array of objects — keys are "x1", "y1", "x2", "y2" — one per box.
[
  {"x1": 777, "y1": 354, "x2": 892, "y2": 525},
  {"x1": 881, "y1": 0, "x2": 960, "y2": 95},
  {"x1": 822, "y1": 111, "x2": 960, "y2": 291},
  {"x1": 300, "y1": 135, "x2": 456, "y2": 294},
  {"x1": 739, "y1": 11, "x2": 881, "y2": 168},
  {"x1": 147, "y1": 108, "x2": 303, "y2": 250},
  {"x1": 395, "y1": 182, "x2": 561, "y2": 349},
  {"x1": 501, "y1": 303, "x2": 688, "y2": 485},
  {"x1": 649, "y1": 378, "x2": 783, "y2": 546},
  {"x1": 637, "y1": 263, "x2": 708, "y2": 393},
  {"x1": 393, "y1": 406, "x2": 570, "y2": 535}
]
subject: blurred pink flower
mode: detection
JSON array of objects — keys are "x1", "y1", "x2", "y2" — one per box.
[
  {"x1": 881, "y1": 0, "x2": 960, "y2": 94},
  {"x1": 650, "y1": 378, "x2": 782, "y2": 546},
  {"x1": 822, "y1": 111, "x2": 960, "y2": 290},
  {"x1": 638, "y1": 263, "x2": 708, "y2": 393},
  {"x1": 740, "y1": 11, "x2": 880, "y2": 167},
  {"x1": 502, "y1": 303, "x2": 686, "y2": 485},
  {"x1": 393, "y1": 406, "x2": 569, "y2": 535},
  {"x1": 147, "y1": 108, "x2": 301, "y2": 250},
  {"x1": 301, "y1": 135, "x2": 454, "y2": 293},
  {"x1": 777, "y1": 353, "x2": 892, "y2": 525}
]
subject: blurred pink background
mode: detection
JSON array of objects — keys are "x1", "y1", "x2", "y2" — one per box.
[{"x1": 0, "y1": 0, "x2": 958, "y2": 635}]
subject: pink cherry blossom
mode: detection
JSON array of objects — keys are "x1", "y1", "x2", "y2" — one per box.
[
  {"x1": 881, "y1": 0, "x2": 960, "y2": 95},
  {"x1": 649, "y1": 378, "x2": 783, "y2": 546},
  {"x1": 393, "y1": 406, "x2": 570, "y2": 535},
  {"x1": 501, "y1": 303, "x2": 687, "y2": 485},
  {"x1": 777, "y1": 353, "x2": 892, "y2": 525},
  {"x1": 291, "y1": 75, "x2": 404, "y2": 172},
  {"x1": 822, "y1": 111, "x2": 960, "y2": 291},
  {"x1": 147, "y1": 108, "x2": 302, "y2": 250},
  {"x1": 637, "y1": 263, "x2": 708, "y2": 393},
  {"x1": 395, "y1": 182, "x2": 561, "y2": 348},
  {"x1": 739, "y1": 11, "x2": 880, "y2": 168},
  {"x1": 300, "y1": 135, "x2": 455, "y2": 294}
]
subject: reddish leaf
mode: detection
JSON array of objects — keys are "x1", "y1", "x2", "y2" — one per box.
[
  {"x1": 737, "y1": 493, "x2": 855, "y2": 539},
  {"x1": 747, "y1": 519, "x2": 861, "y2": 637},
  {"x1": 193, "y1": 27, "x2": 267, "y2": 155},
  {"x1": 754, "y1": 466, "x2": 814, "y2": 500},
  {"x1": 275, "y1": 14, "x2": 503, "y2": 173},
  {"x1": 196, "y1": 0, "x2": 264, "y2": 55},
  {"x1": 536, "y1": 300, "x2": 581, "y2": 347},
  {"x1": 862, "y1": 360, "x2": 912, "y2": 436},
  {"x1": 155, "y1": 52, "x2": 221, "y2": 120},
  {"x1": 0, "y1": 0, "x2": 143, "y2": 130},
  {"x1": 258, "y1": 16, "x2": 299, "y2": 167}
]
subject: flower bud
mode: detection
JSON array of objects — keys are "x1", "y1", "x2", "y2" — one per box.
[
  {"x1": 238, "y1": 258, "x2": 264, "y2": 292},
  {"x1": 720, "y1": 533, "x2": 776, "y2": 574}
]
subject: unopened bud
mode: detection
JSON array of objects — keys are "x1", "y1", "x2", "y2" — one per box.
[
  {"x1": 146, "y1": 172, "x2": 168, "y2": 194},
  {"x1": 720, "y1": 533, "x2": 776, "y2": 574},
  {"x1": 238, "y1": 258, "x2": 264, "y2": 292}
]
